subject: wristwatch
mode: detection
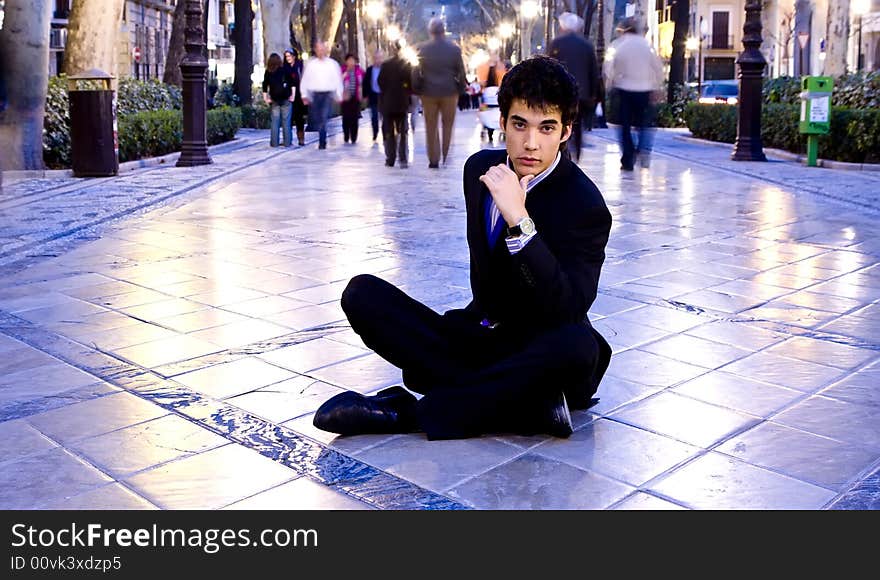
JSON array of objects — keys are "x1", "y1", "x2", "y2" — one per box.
[{"x1": 507, "y1": 217, "x2": 536, "y2": 237}]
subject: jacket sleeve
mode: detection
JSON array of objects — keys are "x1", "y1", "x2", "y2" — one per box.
[
  {"x1": 509, "y1": 203, "x2": 612, "y2": 325},
  {"x1": 261, "y1": 71, "x2": 269, "y2": 94}
]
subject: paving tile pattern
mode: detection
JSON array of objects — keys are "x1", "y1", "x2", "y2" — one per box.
[{"x1": 1, "y1": 116, "x2": 879, "y2": 509}]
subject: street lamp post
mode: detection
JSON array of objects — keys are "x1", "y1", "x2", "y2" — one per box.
[
  {"x1": 699, "y1": 16, "x2": 708, "y2": 98},
  {"x1": 854, "y1": 0, "x2": 870, "y2": 71},
  {"x1": 176, "y1": 0, "x2": 212, "y2": 167},
  {"x1": 732, "y1": 0, "x2": 767, "y2": 161},
  {"x1": 521, "y1": 0, "x2": 540, "y2": 60},
  {"x1": 365, "y1": 1, "x2": 385, "y2": 52},
  {"x1": 498, "y1": 21, "x2": 515, "y2": 61}
]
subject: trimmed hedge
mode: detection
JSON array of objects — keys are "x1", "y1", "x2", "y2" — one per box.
[
  {"x1": 118, "y1": 106, "x2": 242, "y2": 163},
  {"x1": 763, "y1": 72, "x2": 880, "y2": 109},
  {"x1": 684, "y1": 101, "x2": 880, "y2": 163},
  {"x1": 240, "y1": 103, "x2": 271, "y2": 129},
  {"x1": 43, "y1": 75, "x2": 240, "y2": 168}
]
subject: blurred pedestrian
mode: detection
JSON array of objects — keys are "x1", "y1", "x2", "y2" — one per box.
[
  {"x1": 467, "y1": 76, "x2": 482, "y2": 110},
  {"x1": 363, "y1": 49, "x2": 384, "y2": 143},
  {"x1": 341, "y1": 53, "x2": 365, "y2": 144},
  {"x1": 262, "y1": 52, "x2": 293, "y2": 147},
  {"x1": 378, "y1": 40, "x2": 413, "y2": 168},
  {"x1": 412, "y1": 17, "x2": 468, "y2": 168},
  {"x1": 548, "y1": 11, "x2": 600, "y2": 162},
  {"x1": 603, "y1": 17, "x2": 663, "y2": 171},
  {"x1": 476, "y1": 51, "x2": 505, "y2": 143},
  {"x1": 300, "y1": 40, "x2": 344, "y2": 149},
  {"x1": 283, "y1": 47, "x2": 307, "y2": 146}
]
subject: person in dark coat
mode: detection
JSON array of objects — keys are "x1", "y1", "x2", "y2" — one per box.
[
  {"x1": 283, "y1": 48, "x2": 306, "y2": 146},
  {"x1": 378, "y1": 41, "x2": 413, "y2": 168},
  {"x1": 363, "y1": 49, "x2": 384, "y2": 142},
  {"x1": 312, "y1": 56, "x2": 612, "y2": 440},
  {"x1": 548, "y1": 11, "x2": 600, "y2": 162}
]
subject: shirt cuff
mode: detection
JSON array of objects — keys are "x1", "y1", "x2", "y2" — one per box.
[{"x1": 505, "y1": 230, "x2": 537, "y2": 254}]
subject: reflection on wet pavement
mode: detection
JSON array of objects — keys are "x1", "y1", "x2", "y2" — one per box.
[{"x1": 1, "y1": 116, "x2": 879, "y2": 509}]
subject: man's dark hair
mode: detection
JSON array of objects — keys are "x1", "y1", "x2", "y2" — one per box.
[{"x1": 498, "y1": 55, "x2": 579, "y2": 128}]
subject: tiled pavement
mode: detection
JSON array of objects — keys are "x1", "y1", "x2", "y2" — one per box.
[{"x1": 1, "y1": 112, "x2": 879, "y2": 510}]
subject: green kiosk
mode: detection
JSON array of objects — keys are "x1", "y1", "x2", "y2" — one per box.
[{"x1": 799, "y1": 76, "x2": 833, "y2": 167}]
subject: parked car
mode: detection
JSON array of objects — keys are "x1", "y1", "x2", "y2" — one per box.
[{"x1": 698, "y1": 80, "x2": 739, "y2": 105}]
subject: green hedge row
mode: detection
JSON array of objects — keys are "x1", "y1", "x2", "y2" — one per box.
[
  {"x1": 118, "y1": 106, "x2": 241, "y2": 163},
  {"x1": 43, "y1": 75, "x2": 240, "y2": 169},
  {"x1": 683, "y1": 102, "x2": 880, "y2": 163}
]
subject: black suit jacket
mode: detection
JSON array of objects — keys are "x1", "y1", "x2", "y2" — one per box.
[
  {"x1": 377, "y1": 56, "x2": 412, "y2": 115},
  {"x1": 459, "y1": 148, "x2": 612, "y2": 403},
  {"x1": 548, "y1": 33, "x2": 600, "y2": 103}
]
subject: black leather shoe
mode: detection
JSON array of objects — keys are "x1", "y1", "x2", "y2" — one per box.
[
  {"x1": 313, "y1": 389, "x2": 418, "y2": 436},
  {"x1": 545, "y1": 391, "x2": 573, "y2": 438}
]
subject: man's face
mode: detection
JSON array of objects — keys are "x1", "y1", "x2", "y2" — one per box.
[
  {"x1": 501, "y1": 98, "x2": 571, "y2": 178},
  {"x1": 315, "y1": 42, "x2": 328, "y2": 58},
  {"x1": 373, "y1": 51, "x2": 384, "y2": 65}
]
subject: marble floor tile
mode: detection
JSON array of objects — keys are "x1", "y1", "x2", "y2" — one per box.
[
  {"x1": 640, "y1": 334, "x2": 752, "y2": 369},
  {"x1": 223, "y1": 477, "x2": 373, "y2": 510},
  {"x1": 611, "y1": 491, "x2": 688, "y2": 510},
  {"x1": 592, "y1": 318, "x2": 669, "y2": 350},
  {"x1": 0, "y1": 447, "x2": 113, "y2": 509},
  {"x1": 221, "y1": 295, "x2": 310, "y2": 318},
  {"x1": 154, "y1": 308, "x2": 250, "y2": 333},
  {"x1": 172, "y1": 357, "x2": 295, "y2": 399},
  {"x1": 771, "y1": 395, "x2": 880, "y2": 451},
  {"x1": 258, "y1": 337, "x2": 369, "y2": 373},
  {"x1": 309, "y1": 354, "x2": 403, "y2": 393},
  {"x1": 763, "y1": 336, "x2": 878, "y2": 371},
  {"x1": 685, "y1": 320, "x2": 789, "y2": 351},
  {"x1": 716, "y1": 422, "x2": 880, "y2": 491},
  {"x1": 720, "y1": 351, "x2": 846, "y2": 393},
  {"x1": 673, "y1": 371, "x2": 805, "y2": 417},
  {"x1": 188, "y1": 319, "x2": 292, "y2": 349},
  {"x1": 86, "y1": 322, "x2": 179, "y2": 351},
  {"x1": 27, "y1": 391, "x2": 169, "y2": 444},
  {"x1": 649, "y1": 452, "x2": 837, "y2": 509},
  {"x1": 671, "y1": 289, "x2": 765, "y2": 314},
  {"x1": 269, "y1": 304, "x2": 346, "y2": 331},
  {"x1": 354, "y1": 434, "x2": 523, "y2": 493},
  {"x1": 533, "y1": 418, "x2": 701, "y2": 486},
  {"x1": 589, "y1": 375, "x2": 663, "y2": 416},
  {"x1": 819, "y1": 362, "x2": 880, "y2": 408},
  {"x1": 227, "y1": 378, "x2": 345, "y2": 424},
  {"x1": 0, "y1": 363, "x2": 104, "y2": 405},
  {"x1": 608, "y1": 391, "x2": 760, "y2": 448},
  {"x1": 119, "y1": 297, "x2": 207, "y2": 321},
  {"x1": 124, "y1": 444, "x2": 297, "y2": 510},
  {"x1": 68, "y1": 414, "x2": 229, "y2": 478},
  {"x1": 606, "y1": 349, "x2": 708, "y2": 388},
  {"x1": 0, "y1": 419, "x2": 58, "y2": 463},
  {"x1": 611, "y1": 304, "x2": 709, "y2": 333},
  {"x1": 447, "y1": 454, "x2": 634, "y2": 510},
  {"x1": 113, "y1": 334, "x2": 223, "y2": 368},
  {"x1": 38, "y1": 483, "x2": 158, "y2": 510}
]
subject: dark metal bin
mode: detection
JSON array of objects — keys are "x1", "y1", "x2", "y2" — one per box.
[{"x1": 68, "y1": 69, "x2": 118, "y2": 177}]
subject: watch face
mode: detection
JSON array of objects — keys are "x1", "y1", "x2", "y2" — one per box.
[{"x1": 520, "y1": 218, "x2": 536, "y2": 235}]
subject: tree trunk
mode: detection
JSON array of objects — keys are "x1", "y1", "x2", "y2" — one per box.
[
  {"x1": 64, "y1": 0, "x2": 125, "y2": 77},
  {"x1": 318, "y1": 0, "x2": 345, "y2": 51},
  {"x1": 260, "y1": 0, "x2": 296, "y2": 64},
  {"x1": 164, "y1": 0, "x2": 187, "y2": 85},
  {"x1": 825, "y1": 0, "x2": 850, "y2": 77},
  {"x1": 233, "y1": 0, "x2": 254, "y2": 105},
  {"x1": 667, "y1": 0, "x2": 689, "y2": 103},
  {"x1": 0, "y1": 0, "x2": 53, "y2": 171}
]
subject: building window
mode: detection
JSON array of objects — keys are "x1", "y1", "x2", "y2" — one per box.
[
  {"x1": 54, "y1": 0, "x2": 70, "y2": 19},
  {"x1": 711, "y1": 11, "x2": 730, "y2": 50}
]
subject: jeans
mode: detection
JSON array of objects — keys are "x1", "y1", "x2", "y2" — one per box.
[
  {"x1": 617, "y1": 89, "x2": 655, "y2": 169},
  {"x1": 368, "y1": 94, "x2": 381, "y2": 140},
  {"x1": 309, "y1": 91, "x2": 334, "y2": 148},
  {"x1": 269, "y1": 101, "x2": 292, "y2": 147}
]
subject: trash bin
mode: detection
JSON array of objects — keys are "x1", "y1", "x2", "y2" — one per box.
[{"x1": 67, "y1": 68, "x2": 118, "y2": 177}]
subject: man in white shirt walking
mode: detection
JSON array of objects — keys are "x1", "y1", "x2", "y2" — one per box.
[
  {"x1": 300, "y1": 40, "x2": 344, "y2": 149},
  {"x1": 603, "y1": 17, "x2": 663, "y2": 171}
]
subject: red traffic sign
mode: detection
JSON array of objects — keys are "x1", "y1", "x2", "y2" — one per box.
[{"x1": 133, "y1": 46, "x2": 141, "y2": 62}]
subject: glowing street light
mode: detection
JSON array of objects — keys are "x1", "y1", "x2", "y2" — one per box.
[
  {"x1": 365, "y1": 1, "x2": 386, "y2": 51},
  {"x1": 487, "y1": 36, "x2": 501, "y2": 52},
  {"x1": 386, "y1": 23, "x2": 401, "y2": 44}
]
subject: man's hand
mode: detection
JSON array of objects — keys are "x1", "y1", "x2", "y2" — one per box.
[
  {"x1": 302, "y1": 98, "x2": 310, "y2": 105},
  {"x1": 263, "y1": 94, "x2": 271, "y2": 105},
  {"x1": 478, "y1": 163, "x2": 533, "y2": 226}
]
